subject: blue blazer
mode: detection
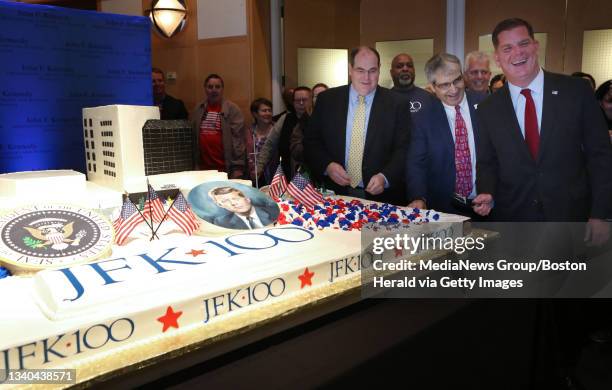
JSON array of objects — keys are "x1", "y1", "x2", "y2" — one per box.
[{"x1": 406, "y1": 91, "x2": 486, "y2": 213}]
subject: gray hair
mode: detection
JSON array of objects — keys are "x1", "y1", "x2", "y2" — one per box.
[
  {"x1": 464, "y1": 51, "x2": 490, "y2": 71},
  {"x1": 424, "y1": 53, "x2": 462, "y2": 84}
]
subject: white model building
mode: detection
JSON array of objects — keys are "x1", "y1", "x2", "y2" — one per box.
[
  {"x1": 82, "y1": 105, "x2": 159, "y2": 192},
  {"x1": 0, "y1": 170, "x2": 121, "y2": 210}
]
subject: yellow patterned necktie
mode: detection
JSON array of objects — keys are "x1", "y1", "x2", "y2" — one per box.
[{"x1": 348, "y1": 95, "x2": 366, "y2": 188}]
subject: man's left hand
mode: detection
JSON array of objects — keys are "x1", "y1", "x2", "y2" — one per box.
[
  {"x1": 365, "y1": 173, "x2": 385, "y2": 195},
  {"x1": 585, "y1": 218, "x2": 611, "y2": 246}
]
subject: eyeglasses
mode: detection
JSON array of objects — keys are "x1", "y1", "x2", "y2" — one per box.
[
  {"x1": 434, "y1": 75, "x2": 465, "y2": 92},
  {"x1": 294, "y1": 98, "x2": 309, "y2": 104}
]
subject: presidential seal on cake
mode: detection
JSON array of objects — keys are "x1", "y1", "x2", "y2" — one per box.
[{"x1": 0, "y1": 204, "x2": 114, "y2": 274}]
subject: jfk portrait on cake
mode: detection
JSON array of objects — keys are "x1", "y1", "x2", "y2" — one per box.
[
  {"x1": 187, "y1": 181, "x2": 279, "y2": 230},
  {"x1": 209, "y1": 186, "x2": 278, "y2": 229}
]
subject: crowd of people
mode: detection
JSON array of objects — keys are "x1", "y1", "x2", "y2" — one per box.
[
  {"x1": 151, "y1": 17, "x2": 611, "y2": 231},
  {"x1": 151, "y1": 17, "x2": 612, "y2": 387}
]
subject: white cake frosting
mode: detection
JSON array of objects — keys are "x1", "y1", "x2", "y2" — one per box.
[
  {"x1": 0, "y1": 146, "x2": 469, "y2": 377},
  {"x1": 0, "y1": 218, "x2": 466, "y2": 374},
  {"x1": 0, "y1": 226, "x2": 362, "y2": 371}
]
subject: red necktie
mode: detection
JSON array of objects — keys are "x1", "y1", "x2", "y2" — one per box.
[
  {"x1": 454, "y1": 105, "x2": 473, "y2": 197},
  {"x1": 521, "y1": 89, "x2": 539, "y2": 160}
]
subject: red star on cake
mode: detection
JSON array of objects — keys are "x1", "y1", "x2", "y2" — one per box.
[
  {"x1": 186, "y1": 249, "x2": 206, "y2": 257},
  {"x1": 394, "y1": 248, "x2": 403, "y2": 257},
  {"x1": 298, "y1": 267, "x2": 315, "y2": 288},
  {"x1": 157, "y1": 306, "x2": 183, "y2": 332}
]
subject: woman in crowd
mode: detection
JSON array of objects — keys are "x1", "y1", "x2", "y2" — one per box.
[
  {"x1": 257, "y1": 87, "x2": 312, "y2": 182},
  {"x1": 245, "y1": 98, "x2": 277, "y2": 187}
]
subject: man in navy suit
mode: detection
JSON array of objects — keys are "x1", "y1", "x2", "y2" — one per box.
[
  {"x1": 473, "y1": 18, "x2": 611, "y2": 244},
  {"x1": 304, "y1": 46, "x2": 411, "y2": 205},
  {"x1": 472, "y1": 18, "x2": 612, "y2": 386},
  {"x1": 406, "y1": 53, "x2": 486, "y2": 216}
]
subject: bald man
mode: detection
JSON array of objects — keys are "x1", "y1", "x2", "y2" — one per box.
[
  {"x1": 305, "y1": 46, "x2": 411, "y2": 205},
  {"x1": 390, "y1": 53, "x2": 433, "y2": 118}
]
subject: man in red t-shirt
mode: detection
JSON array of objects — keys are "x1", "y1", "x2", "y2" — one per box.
[{"x1": 191, "y1": 74, "x2": 245, "y2": 179}]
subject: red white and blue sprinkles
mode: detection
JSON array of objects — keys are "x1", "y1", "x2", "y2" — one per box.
[{"x1": 276, "y1": 198, "x2": 440, "y2": 230}]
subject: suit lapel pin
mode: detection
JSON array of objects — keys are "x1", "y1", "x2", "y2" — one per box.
[
  {"x1": 552, "y1": 90, "x2": 558, "y2": 95},
  {"x1": 473, "y1": 103, "x2": 478, "y2": 109}
]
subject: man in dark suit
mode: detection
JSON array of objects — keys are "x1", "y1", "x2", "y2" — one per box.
[
  {"x1": 406, "y1": 53, "x2": 486, "y2": 216},
  {"x1": 473, "y1": 19, "x2": 612, "y2": 386},
  {"x1": 210, "y1": 186, "x2": 277, "y2": 230},
  {"x1": 473, "y1": 18, "x2": 611, "y2": 244},
  {"x1": 304, "y1": 46, "x2": 411, "y2": 205},
  {"x1": 152, "y1": 67, "x2": 188, "y2": 120}
]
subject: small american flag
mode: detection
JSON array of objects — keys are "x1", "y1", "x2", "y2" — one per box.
[
  {"x1": 287, "y1": 172, "x2": 323, "y2": 208},
  {"x1": 269, "y1": 165, "x2": 288, "y2": 199},
  {"x1": 114, "y1": 198, "x2": 145, "y2": 245},
  {"x1": 167, "y1": 192, "x2": 199, "y2": 235},
  {"x1": 143, "y1": 184, "x2": 166, "y2": 223}
]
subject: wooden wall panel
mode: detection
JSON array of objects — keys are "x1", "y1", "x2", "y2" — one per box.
[
  {"x1": 334, "y1": 0, "x2": 361, "y2": 55},
  {"x1": 151, "y1": 46, "x2": 198, "y2": 112},
  {"x1": 283, "y1": 0, "x2": 360, "y2": 89},
  {"x1": 146, "y1": 0, "x2": 199, "y2": 112},
  {"x1": 564, "y1": 0, "x2": 612, "y2": 81},
  {"x1": 465, "y1": 0, "x2": 566, "y2": 72},
  {"x1": 195, "y1": 37, "x2": 252, "y2": 117},
  {"x1": 250, "y1": 0, "x2": 272, "y2": 102},
  {"x1": 146, "y1": 0, "x2": 260, "y2": 118},
  {"x1": 359, "y1": 0, "x2": 446, "y2": 55}
]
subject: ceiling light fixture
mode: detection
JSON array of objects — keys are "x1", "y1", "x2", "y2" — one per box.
[{"x1": 147, "y1": 0, "x2": 187, "y2": 38}]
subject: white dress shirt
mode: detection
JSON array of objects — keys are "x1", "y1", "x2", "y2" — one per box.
[{"x1": 507, "y1": 68, "x2": 544, "y2": 137}]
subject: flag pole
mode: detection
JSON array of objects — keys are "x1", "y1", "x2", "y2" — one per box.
[
  {"x1": 150, "y1": 188, "x2": 180, "y2": 239},
  {"x1": 146, "y1": 178, "x2": 155, "y2": 240},
  {"x1": 278, "y1": 157, "x2": 289, "y2": 198},
  {"x1": 124, "y1": 191, "x2": 159, "y2": 239},
  {"x1": 252, "y1": 126, "x2": 259, "y2": 189}
]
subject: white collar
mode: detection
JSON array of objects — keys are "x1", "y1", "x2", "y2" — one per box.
[{"x1": 508, "y1": 67, "x2": 544, "y2": 98}]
